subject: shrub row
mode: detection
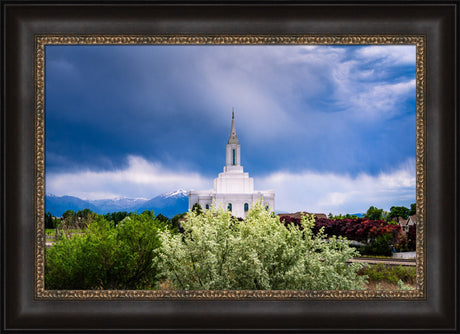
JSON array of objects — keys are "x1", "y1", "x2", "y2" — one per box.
[{"x1": 46, "y1": 204, "x2": 367, "y2": 291}]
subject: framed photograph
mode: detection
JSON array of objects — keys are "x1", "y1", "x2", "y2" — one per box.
[{"x1": 2, "y1": 1, "x2": 457, "y2": 332}]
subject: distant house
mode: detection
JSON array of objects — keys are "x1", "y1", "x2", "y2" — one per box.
[
  {"x1": 397, "y1": 215, "x2": 417, "y2": 234},
  {"x1": 407, "y1": 214, "x2": 417, "y2": 226},
  {"x1": 314, "y1": 213, "x2": 328, "y2": 220}
]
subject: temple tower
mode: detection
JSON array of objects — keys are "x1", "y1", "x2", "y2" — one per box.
[{"x1": 189, "y1": 110, "x2": 275, "y2": 218}]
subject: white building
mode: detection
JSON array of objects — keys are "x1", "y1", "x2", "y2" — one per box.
[{"x1": 189, "y1": 112, "x2": 275, "y2": 218}]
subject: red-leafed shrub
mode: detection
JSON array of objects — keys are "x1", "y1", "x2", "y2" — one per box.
[
  {"x1": 279, "y1": 215, "x2": 402, "y2": 244},
  {"x1": 407, "y1": 224, "x2": 416, "y2": 250},
  {"x1": 394, "y1": 224, "x2": 416, "y2": 252}
]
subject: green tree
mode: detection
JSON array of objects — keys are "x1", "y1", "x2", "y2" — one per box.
[
  {"x1": 75, "y1": 208, "x2": 96, "y2": 229},
  {"x1": 141, "y1": 210, "x2": 155, "y2": 219},
  {"x1": 171, "y1": 212, "x2": 186, "y2": 232},
  {"x1": 158, "y1": 202, "x2": 366, "y2": 290},
  {"x1": 58, "y1": 210, "x2": 77, "y2": 238},
  {"x1": 104, "y1": 211, "x2": 129, "y2": 226},
  {"x1": 59, "y1": 209, "x2": 96, "y2": 230},
  {"x1": 62, "y1": 210, "x2": 75, "y2": 219},
  {"x1": 409, "y1": 203, "x2": 416, "y2": 216},
  {"x1": 191, "y1": 203, "x2": 203, "y2": 215},
  {"x1": 45, "y1": 211, "x2": 164, "y2": 290},
  {"x1": 155, "y1": 213, "x2": 170, "y2": 224},
  {"x1": 44, "y1": 212, "x2": 56, "y2": 229},
  {"x1": 388, "y1": 206, "x2": 410, "y2": 221},
  {"x1": 365, "y1": 206, "x2": 384, "y2": 220}
]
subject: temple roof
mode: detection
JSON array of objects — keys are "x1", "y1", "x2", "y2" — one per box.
[{"x1": 228, "y1": 110, "x2": 240, "y2": 144}]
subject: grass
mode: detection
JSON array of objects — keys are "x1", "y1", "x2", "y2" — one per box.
[
  {"x1": 365, "y1": 281, "x2": 414, "y2": 291},
  {"x1": 45, "y1": 229, "x2": 55, "y2": 236},
  {"x1": 355, "y1": 254, "x2": 394, "y2": 259}
]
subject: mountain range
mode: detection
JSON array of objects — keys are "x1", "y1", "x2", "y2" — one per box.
[
  {"x1": 45, "y1": 189, "x2": 189, "y2": 218},
  {"x1": 46, "y1": 190, "x2": 364, "y2": 219}
]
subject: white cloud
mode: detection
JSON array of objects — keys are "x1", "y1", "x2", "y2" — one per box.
[
  {"x1": 347, "y1": 79, "x2": 416, "y2": 119},
  {"x1": 355, "y1": 45, "x2": 416, "y2": 65},
  {"x1": 256, "y1": 158, "x2": 416, "y2": 215},
  {"x1": 47, "y1": 154, "x2": 416, "y2": 215},
  {"x1": 46, "y1": 155, "x2": 212, "y2": 200}
]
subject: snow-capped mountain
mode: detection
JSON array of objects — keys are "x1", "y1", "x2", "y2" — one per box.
[
  {"x1": 135, "y1": 190, "x2": 188, "y2": 218},
  {"x1": 45, "y1": 190, "x2": 189, "y2": 218},
  {"x1": 88, "y1": 197, "x2": 148, "y2": 214},
  {"x1": 45, "y1": 194, "x2": 98, "y2": 216},
  {"x1": 158, "y1": 189, "x2": 188, "y2": 199}
]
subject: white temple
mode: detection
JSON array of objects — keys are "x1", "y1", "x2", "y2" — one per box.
[{"x1": 189, "y1": 111, "x2": 275, "y2": 218}]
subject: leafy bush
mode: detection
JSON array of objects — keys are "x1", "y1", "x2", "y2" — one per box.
[
  {"x1": 407, "y1": 224, "x2": 416, "y2": 250},
  {"x1": 45, "y1": 211, "x2": 165, "y2": 290},
  {"x1": 360, "y1": 263, "x2": 416, "y2": 285},
  {"x1": 360, "y1": 234, "x2": 393, "y2": 257},
  {"x1": 158, "y1": 202, "x2": 366, "y2": 290}
]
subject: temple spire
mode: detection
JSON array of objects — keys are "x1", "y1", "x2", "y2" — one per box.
[{"x1": 228, "y1": 108, "x2": 239, "y2": 144}]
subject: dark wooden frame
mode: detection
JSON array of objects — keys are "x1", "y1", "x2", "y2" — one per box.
[{"x1": 2, "y1": 1, "x2": 457, "y2": 331}]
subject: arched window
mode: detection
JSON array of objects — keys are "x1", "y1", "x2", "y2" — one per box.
[
  {"x1": 227, "y1": 203, "x2": 232, "y2": 212},
  {"x1": 205, "y1": 204, "x2": 209, "y2": 210},
  {"x1": 244, "y1": 203, "x2": 249, "y2": 211},
  {"x1": 232, "y1": 149, "x2": 236, "y2": 165}
]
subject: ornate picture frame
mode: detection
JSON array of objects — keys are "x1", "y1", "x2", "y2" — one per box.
[{"x1": 35, "y1": 34, "x2": 426, "y2": 301}]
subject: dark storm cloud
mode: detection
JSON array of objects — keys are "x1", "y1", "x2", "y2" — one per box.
[{"x1": 45, "y1": 44, "x2": 416, "y2": 212}]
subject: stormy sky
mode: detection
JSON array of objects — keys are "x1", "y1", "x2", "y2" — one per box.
[{"x1": 45, "y1": 44, "x2": 417, "y2": 214}]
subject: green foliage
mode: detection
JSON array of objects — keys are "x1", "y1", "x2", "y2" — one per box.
[
  {"x1": 360, "y1": 234, "x2": 393, "y2": 257},
  {"x1": 389, "y1": 206, "x2": 410, "y2": 221},
  {"x1": 45, "y1": 212, "x2": 53, "y2": 229},
  {"x1": 360, "y1": 263, "x2": 415, "y2": 285},
  {"x1": 45, "y1": 229, "x2": 55, "y2": 236},
  {"x1": 158, "y1": 202, "x2": 366, "y2": 290},
  {"x1": 409, "y1": 203, "x2": 416, "y2": 216},
  {"x1": 58, "y1": 209, "x2": 96, "y2": 233},
  {"x1": 62, "y1": 210, "x2": 74, "y2": 220},
  {"x1": 45, "y1": 211, "x2": 164, "y2": 290},
  {"x1": 45, "y1": 212, "x2": 59, "y2": 229},
  {"x1": 191, "y1": 203, "x2": 203, "y2": 215},
  {"x1": 103, "y1": 211, "x2": 129, "y2": 226},
  {"x1": 171, "y1": 212, "x2": 186, "y2": 232},
  {"x1": 329, "y1": 213, "x2": 359, "y2": 220},
  {"x1": 365, "y1": 206, "x2": 384, "y2": 220},
  {"x1": 155, "y1": 213, "x2": 170, "y2": 224},
  {"x1": 140, "y1": 210, "x2": 155, "y2": 219},
  {"x1": 76, "y1": 208, "x2": 96, "y2": 220}
]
